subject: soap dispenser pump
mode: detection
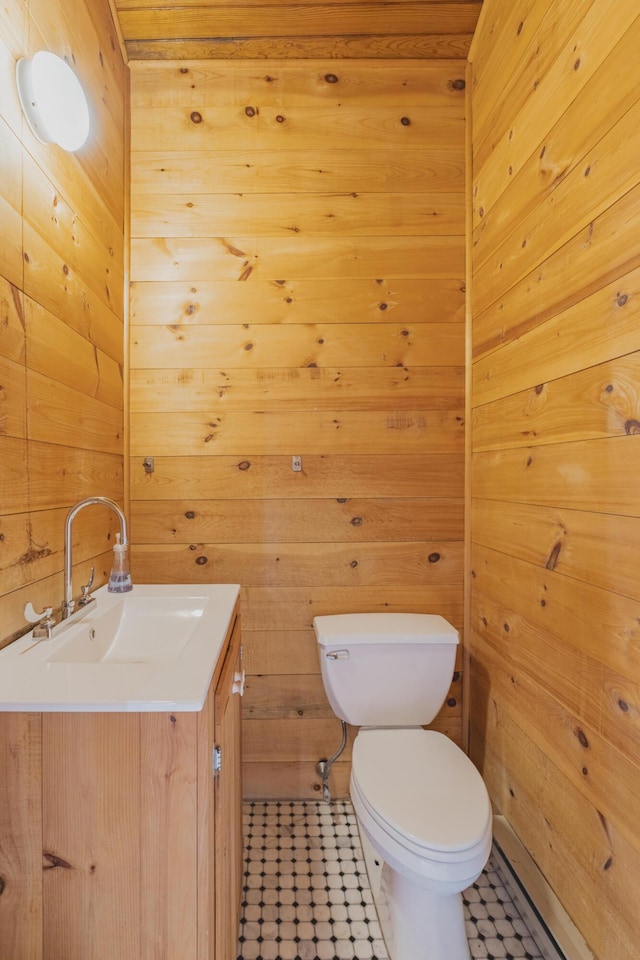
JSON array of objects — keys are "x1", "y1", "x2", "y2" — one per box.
[{"x1": 108, "y1": 533, "x2": 133, "y2": 593}]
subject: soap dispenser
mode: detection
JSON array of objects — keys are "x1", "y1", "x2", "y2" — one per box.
[{"x1": 108, "y1": 533, "x2": 133, "y2": 593}]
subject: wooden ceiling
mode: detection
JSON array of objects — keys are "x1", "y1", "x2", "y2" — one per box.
[{"x1": 112, "y1": 0, "x2": 482, "y2": 60}]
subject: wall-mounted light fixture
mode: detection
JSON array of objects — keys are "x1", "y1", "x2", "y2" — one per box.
[{"x1": 16, "y1": 51, "x2": 90, "y2": 153}]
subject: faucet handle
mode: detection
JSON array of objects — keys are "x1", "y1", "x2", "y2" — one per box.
[
  {"x1": 78, "y1": 566, "x2": 95, "y2": 606},
  {"x1": 24, "y1": 601, "x2": 54, "y2": 624}
]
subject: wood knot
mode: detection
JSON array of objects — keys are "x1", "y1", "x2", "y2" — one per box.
[
  {"x1": 190, "y1": 111, "x2": 203, "y2": 124},
  {"x1": 450, "y1": 78, "x2": 465, "y2": 90},
  {"x1": 245, "y1": 106, "x2": 257, "y2": 117},
  {"x1": 275, "y1": 115, "x2": 286, "y2": 123},
  {"x1": 576, "y1": 728, "x2": 589, "y2": 749},
  {"x1": 185, "y1": 510, "x2": 196, "y2": 519},
  {"x1": 379, "y1": 302, "x2": 388, "y2": 310},
  {"x1": 350, "y1": 560, "x2": 358, "y2": 568},
  {"x1": 238, "y1": 460, "x2": 251, "y2": 471},
  {"x1": 625, "y1": 419, "x2": 640, "y2": 435},
  {"x1": 400, "y1": 116, "x2": 411, "y2": 126},
  {"x1": 616, "y1": 293, "x2": 628, "y2": 306},
  {"x1": 447, "y1": 697, "x2": 457, "y2": 707},
  {"x1": 196, "y1": 556, "x2": 208, "y2": 565},
  {"x1": 350, "y1": 516, "x2": 364, "y2": 527},
  {"x1": 428, "y1": 553, "x2": 441, "y2": 563},
  {"x1": 324, "y1": 73, "x2": 338, "y2": 83}
]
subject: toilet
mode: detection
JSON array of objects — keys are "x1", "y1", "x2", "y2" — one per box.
[{"x1": 313, "y1": 612, "x2": 492, "y2": 960}]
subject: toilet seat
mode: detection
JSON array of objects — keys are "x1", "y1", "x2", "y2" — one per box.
[{"x1": 351, "y1": 728, "x2": 492, "y2": 866}]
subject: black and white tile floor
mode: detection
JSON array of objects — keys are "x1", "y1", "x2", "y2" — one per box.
[{"x1": 237, "y1": 801, "x2": 546, "y2": 960}]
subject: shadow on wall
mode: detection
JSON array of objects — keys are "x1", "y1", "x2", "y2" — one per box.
[{"x1": 468, "y1": 657, "x2": 491, "y2": 776}]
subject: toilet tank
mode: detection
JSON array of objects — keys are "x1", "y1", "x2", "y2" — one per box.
[{"x1": 313, "y1": 613, "x2": 458, "y2": 726}]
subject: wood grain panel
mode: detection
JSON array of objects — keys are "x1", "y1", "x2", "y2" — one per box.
[
  {"x1": 131, "y1": 498, "x2": 463, "y2": 544},
  {"x1": 42, "y1": 714, "x2": 141, "y2": 960},
  {"x1": 0, "y1": 276, "x2": 26, "y2": 365},
  {"x1": 470, "y1": 542, "x2": 640, "y2": 677},
  {"x1": 473, "y1": 355, "x2": 640, "y2": 451},
  {"x1": 471, "y1": 588, "x2": 640, "y2": 768},
  {"x1": 118, "y1": 4, "x2": 481, "y2": 41},
  {"x1": 0, "y1": 714, "x2": 42, "y2": 960},
  {"x1": 132, "y1": 540, "x2": 463, "y2": 587},
  {"x1": 472, "y1": 179, "x2": 640, "y2": 361},
  {"x1": 471, "y1": 630, "x2": 640, "y2": 852},
  {"x1": 472, "y1": 436, "x2": 640, "y2": 516},
  {"x1": 472, "y1": 498, "x2": 640, "y2": 602},
  {"x1": 131, "y1": 408, "x2": 464, "y2": 456},
  {"x1": 131, "y1": 321, "x2": 464, "y2": 369},
  {"x1": 242, "y1": 629, "x2": 320, "y2": 675},
  {"x1": 242, "y1": 718, "x2": 356, "y2": 761},
  {"x1": 473, "y1": 15, "x2": 640, "y2": 264},
  {"x1": 0, "y1": 508, "x2": 120, "y2": 595},
  {"x1": 470, "y1": 685, "x2": 640, "y2": 960},
  {"x1": 131, "y1": 107, "x2": 464, "y2": 154},
  {"x1": 473, "y1": 2, "x2": 640, "y2": 221},
  {"x1": 0, "y1": 118, "x2": 24, "y2": 288},
  {"x1": 123, "y1": 34, "x2": 474, "y2": 61},
  {"x1": 130, "y1": 277, "x2": 465, "y2": 326},
  {"x1": 129, "y1": 454, "x2": 465, "y2": 500},
  {"x1": 240, "y1": 584, "x2": 463, "y2": 632},
  {"x1": 0, "y1": 354, "x2": 26, "y2": 439},
  {"x1": 140, "y1": 713, "x2": 199, "y2": 960},
  {"x1": 25, "y1": 297, "x2": 123, "y2": 408},
  {"x1": 242, "y1": 760, "x2": 351, "y2": 800},
  {"x1": 131, "y1": 148, "x2": 465, "y2": 195},
  {"x1": 129, "y1": 60, "x2": 468, "y2": 108},
  {"x1": 131, "y1": 235, "x2": 464, "y2": 281},
  {"x1": 130, "y1": 366, "x2": 464, "y2": 413},
  {"x1": 27, "y1": 372, "x2": 123, "y2": 453},
  {"x1": 133, "y1": 191, "x2": 464, "y2": 238},
  {"x1": 474, "y1": 90, "x2": 640, "y2": 313},
  {"x1": 473, "y1": 265, "x2": 640, "y2": 405}
]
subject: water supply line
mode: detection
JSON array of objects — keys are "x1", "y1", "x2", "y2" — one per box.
[{"x1": 316, "y1": 720, "x2": 348, "y2": 802}]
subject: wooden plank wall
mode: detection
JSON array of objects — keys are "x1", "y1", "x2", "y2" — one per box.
[
  {"x1": 469, "y1": 1, "x2": 640, "y2": 957},
  {"x1": 0, "y1": 0, "x2": 127, "y2": 648},
  {"x1": 0, "y1": 0, "x2": 126, "y2": 953},
  {"x1": 128, "y1": 59, "x2": 467, "y2": 798}
]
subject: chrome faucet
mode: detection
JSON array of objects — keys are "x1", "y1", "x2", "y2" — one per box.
[{"x1": 63, "y1": 496, "x2": 128, "y2": 619}]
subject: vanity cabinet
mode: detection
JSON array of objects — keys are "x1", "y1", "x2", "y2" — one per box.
[{"x1": 0, "y1": 602, "x2": 243, "y2": 960}]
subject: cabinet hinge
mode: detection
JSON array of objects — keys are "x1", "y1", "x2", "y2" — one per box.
[{"x1": 213, "y1": 744, "x2": 222, "y2": 777}]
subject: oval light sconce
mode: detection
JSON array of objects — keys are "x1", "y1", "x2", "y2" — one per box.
[{"x1": 16, "y1": 51, "x2": 90, "y2": 152}]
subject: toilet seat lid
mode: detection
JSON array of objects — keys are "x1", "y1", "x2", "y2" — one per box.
[{"x1": 351, "y1": 728, "x2": 491, "y2": 855}]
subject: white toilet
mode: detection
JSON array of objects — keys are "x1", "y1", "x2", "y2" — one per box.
[{"x1": 313, "y1": 612, "x2": 492, "y2": 960}]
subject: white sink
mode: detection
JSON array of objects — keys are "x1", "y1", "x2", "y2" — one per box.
[
  {"x1": 48, "y1": 595, "x2": 207, "y2": 664},
  {"x1": 0, "y1": 583, "x2": 240, "y2": 712}
]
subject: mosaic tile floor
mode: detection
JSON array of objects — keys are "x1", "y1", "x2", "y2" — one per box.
[{"x1": 237, "y1": 801, "x2": 546, "y2": 960}]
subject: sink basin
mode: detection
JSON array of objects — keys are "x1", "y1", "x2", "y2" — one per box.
[
  {"x1": 48, "y1": 595, "x2": 207, "y2": 664},
  {"x1": 0, "y1": 583, "x2": 240, "y2": 712}
]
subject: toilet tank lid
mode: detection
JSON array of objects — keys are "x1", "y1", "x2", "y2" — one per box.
[{"x1": 313, "y1": 613, "x2": 459, "y2": 646}]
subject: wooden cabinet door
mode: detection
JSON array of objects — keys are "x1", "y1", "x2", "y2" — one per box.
[{"x1": 214, "y1": 614, "x2": 244, "y2": 960}]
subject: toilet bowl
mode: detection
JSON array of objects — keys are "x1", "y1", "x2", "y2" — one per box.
[
  {"x1": 351, "y1": 728, "x2": 492, "y2": 960},
  {"x1": 313, "y1": 613, "x2": 493, "y2": 960}
]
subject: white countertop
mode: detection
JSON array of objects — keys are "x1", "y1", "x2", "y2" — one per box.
[{"x1": 0, "y1": 583, "x2": 240, "y2": 712}]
